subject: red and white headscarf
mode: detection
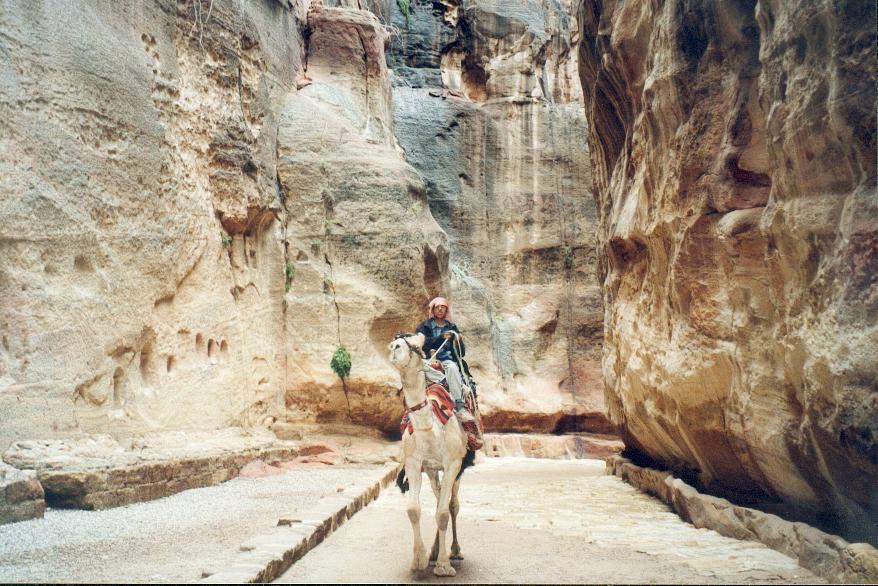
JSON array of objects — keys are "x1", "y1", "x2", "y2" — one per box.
[{"x1": 428, "y1": 297, "x2": 451, "y2": 321}]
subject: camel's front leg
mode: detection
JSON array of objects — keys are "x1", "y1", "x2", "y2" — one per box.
[
  {"x1": 426, "y1": 470, "x2": 441, "y2": 563},
  {"x1": 405, "y1": 460, "x2": 428, "y2": 573},
  {"x1": 433, "y1": 460, "x2": 463, "y2": 576},
  {"x1": 450, "y1": 479, "x2": 463, "y2": 561}
]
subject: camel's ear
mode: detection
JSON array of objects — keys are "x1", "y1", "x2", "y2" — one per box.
[{"x1": 414, "y1": 332, "x2": 425, "y2": 349}]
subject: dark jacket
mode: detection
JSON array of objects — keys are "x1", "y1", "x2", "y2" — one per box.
[{"x1": 415, "y1": 319, "x2": 465, "y2": 362}]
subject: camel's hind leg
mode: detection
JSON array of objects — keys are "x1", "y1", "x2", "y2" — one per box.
[
  {"x1": 433, "y1": 460, "x2": 462, "y2": 576},
  {"x1": 450, "y1": 479, "x2": 463, "y2": 561},
  {"x1": 405, "y1": 459, "x2": 428, "y2": 573}
]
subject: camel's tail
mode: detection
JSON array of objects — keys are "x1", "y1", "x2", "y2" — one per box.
[
  {"x1": 396, "y1": 468, "x2": 410, "y2": 493},
  {"x1": 396, "y1": 450, "x2": 476, "y2": 493},
  {"x1": 457, "y1": 449, "x2": 476, "y2": 479}
]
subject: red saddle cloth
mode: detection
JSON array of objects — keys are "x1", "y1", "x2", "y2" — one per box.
[{"x1": 400, "y1": 383, "x2": 455, "y2": 435}]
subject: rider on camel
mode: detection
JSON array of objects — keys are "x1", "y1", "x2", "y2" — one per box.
[{"x1": 415, "y1": 297, "x2": 484, "y2": 450}]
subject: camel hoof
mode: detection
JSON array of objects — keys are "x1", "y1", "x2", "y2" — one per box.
[
  {"x1": 411, "y1": 553, "x2": 429, "y2": 573},
  {"x1": 434, "y1": 562, "x2": 457, "y2": 577},
  {"x1": 451, "y1": 553, "x2": 464, "y2": 561}
]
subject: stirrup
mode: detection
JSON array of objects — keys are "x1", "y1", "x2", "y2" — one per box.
[
  {"x1": 455, "y1": 405, "x2": 475, "y2": 423},
  {"x1": 460, "y1": 420, "x2": 483, "y2": 451}
]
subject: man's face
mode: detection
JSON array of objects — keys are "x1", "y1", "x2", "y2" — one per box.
[{"x1": 434, "y1": 305, "x2": 448, "y2": 319}]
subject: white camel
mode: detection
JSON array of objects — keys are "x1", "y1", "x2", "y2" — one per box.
[{"x1": 388, "y1": 332, "x2": 470, "y2": 577}]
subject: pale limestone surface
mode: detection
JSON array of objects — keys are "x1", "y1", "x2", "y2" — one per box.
[
  {"x1": 577, "y1": 0, "x2": 877, "y2": 542},
  {"x1": 276, "y1": 458, "x2": 821, "y2": 583}
]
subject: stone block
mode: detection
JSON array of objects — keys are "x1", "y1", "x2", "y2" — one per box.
[
  {"x1": 0, "y1": 463, "x2": 45, "y2": 525},
  {"x1": 5, "y1": 477, "x2": 44, "y2": 504},
  {"x1": 0, "y1": 500, "x2": 46, "y2": 525},
  {"x1": 841, "y1": 543, "x2": 878, "y2": 583},
  {"x1": 211, "y1": 463, "x2": 399, "y2": 582}
]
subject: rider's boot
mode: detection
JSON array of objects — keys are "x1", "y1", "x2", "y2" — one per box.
[{"x1": 454, "y1": 400, "x2": 483, "y2": 451}]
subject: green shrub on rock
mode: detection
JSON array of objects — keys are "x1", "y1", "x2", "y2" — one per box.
[{"x1": 330, "y1": 345, "x2": 352, "y2": 380}]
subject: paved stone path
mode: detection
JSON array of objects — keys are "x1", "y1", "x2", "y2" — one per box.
[{"x1": 276, "y1": 458, "x2": 822, "y2": 584}]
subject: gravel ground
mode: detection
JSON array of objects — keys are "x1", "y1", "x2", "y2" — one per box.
[{"x1": 0, "y1": 464, "x2": 384, "y2": 583}]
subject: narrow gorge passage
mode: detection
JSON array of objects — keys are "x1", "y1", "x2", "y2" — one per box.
[
  {"x1": 0, "y1": 0, "x2": 875, "y2": 582},
  {"x1": 275, "y1": 458, "x2": 820, "y2": 584}
]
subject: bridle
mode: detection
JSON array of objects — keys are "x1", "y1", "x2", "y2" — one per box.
[
  {"x1": 393, "y1": 333, "x2": 431, "y2": 419},
  {"x1": 393, "y1": 332, "x2": 425, "y2": 359}
]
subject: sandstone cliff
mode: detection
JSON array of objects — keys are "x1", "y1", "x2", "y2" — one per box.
[
  {"x1": 0, "y1": 0, "x2": 605, "y2": 447},
  {"x1": 0, "y1": 0, "x2": 445, "y2": 446},
  {"x1": 373, "y1": 0, "x2": 607, "y2": 433},
  {"x1": 577, "y1": 0, "x2": 877, "y2": 542},
  {"x1": 1, "y1": 0, "x2": 305, "y2": 445}
]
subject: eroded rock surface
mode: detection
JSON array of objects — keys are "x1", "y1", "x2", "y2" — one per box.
[
  {"x1": 578, "y1": 0, "x2": 877, "y2": 542},
  {"x1": 0, "y1": 0, "x2": 607, "y2": 444},
  {"x1": 0, "y1": 0, "x2": 308, "y2": 447},
  {"x1": 276, "y1": 4, "x2": 449, "y2": 431},
  {"x1": 0, "y1": 1, "x2": 448, "y2": 443},
  {"x1": 607, "y1": 456, "x2": 878, "y2": 583},
  {"x1": 2, "y1": 428, "x2": 309, "y2": 509},
  {"x1": 375, "y1": 0, "x2": 607, "y2": 433},
  {"x1": 482, "y1": 432, "x2": 623, "y2": 460}
]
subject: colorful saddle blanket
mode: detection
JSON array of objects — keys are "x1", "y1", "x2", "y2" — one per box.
[{"x1": 400, "y1": 383, "x2": 455, "y2": 435}]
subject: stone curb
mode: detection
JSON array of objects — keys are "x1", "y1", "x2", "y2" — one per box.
[
  {"x1": 606, "y1": 455, "x2": 878, "y2": 583},
  {"x1": 199, "y1": 461, "x2": 402, "y2": 584}
]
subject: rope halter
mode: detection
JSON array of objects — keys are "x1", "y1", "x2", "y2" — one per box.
[{"x1": 393, "y1": 332, "x2": 425, "y2": 359}]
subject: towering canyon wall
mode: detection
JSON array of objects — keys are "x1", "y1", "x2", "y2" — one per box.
[
  {"x1": 577, "y1": 0, "x2": 877, "y2": 542},
  {"x1": 0, "y1": 0, "x2": 445, "y2": 447},
  {"x1": 276, "y1": 4, "x2": 450, "y2": 430},
  {"x1": 363, "y1": 0, "x2": 607, "y2": 433},
  {"x1": 0, "y1": 0, "x2": 604, "y2": 447},
  {"x1": 1, "y1": 0, "x2": 305, "y2": 446}
]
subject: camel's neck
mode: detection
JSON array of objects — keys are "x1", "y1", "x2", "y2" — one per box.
[{"x1": 399, "y1": 357, "x2": 426, "y2": 408}]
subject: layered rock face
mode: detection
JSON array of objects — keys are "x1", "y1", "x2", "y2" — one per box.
[
  {"x1": 276, "y1": 4, "x2": 449, "y2": 430},
  {"x1": 0, "y1": 0, "x2": 446, "y2": 447},
  {"x1": 369, "y1": 0, "x2": 608, "y2": 432},
  {"x1": 0, "y1": 0, "x2": 305, "y2": 446},
  {"x1": 1, "y1": 0, "x2": 600, "y2": 446},
  {"x1": 578, "y1": 0, "x2": 877, "y2": 541}
]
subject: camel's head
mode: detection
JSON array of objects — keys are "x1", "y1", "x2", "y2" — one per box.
[{"x1": 388, "y1": 332, "x2": 425, "y2": 369}]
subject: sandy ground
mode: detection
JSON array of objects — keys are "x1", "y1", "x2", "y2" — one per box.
[
  {"x1": 275, "y1": 458, "x2": 823, "y2": 584},
  {"x1": 0, "y1": 464, "x2": 386, "y2": 583}
]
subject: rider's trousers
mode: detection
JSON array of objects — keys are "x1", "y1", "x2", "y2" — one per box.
[{"x1": 441, "y1": 360, "x2": 466, "y2": 404}]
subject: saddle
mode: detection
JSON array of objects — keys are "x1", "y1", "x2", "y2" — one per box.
[
  {"x1": 399, "y1": 383, "x2": 455, "y2": 435},
  {"x1": 400, "y1": 362, "x2": 484, "y2": 450}
]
